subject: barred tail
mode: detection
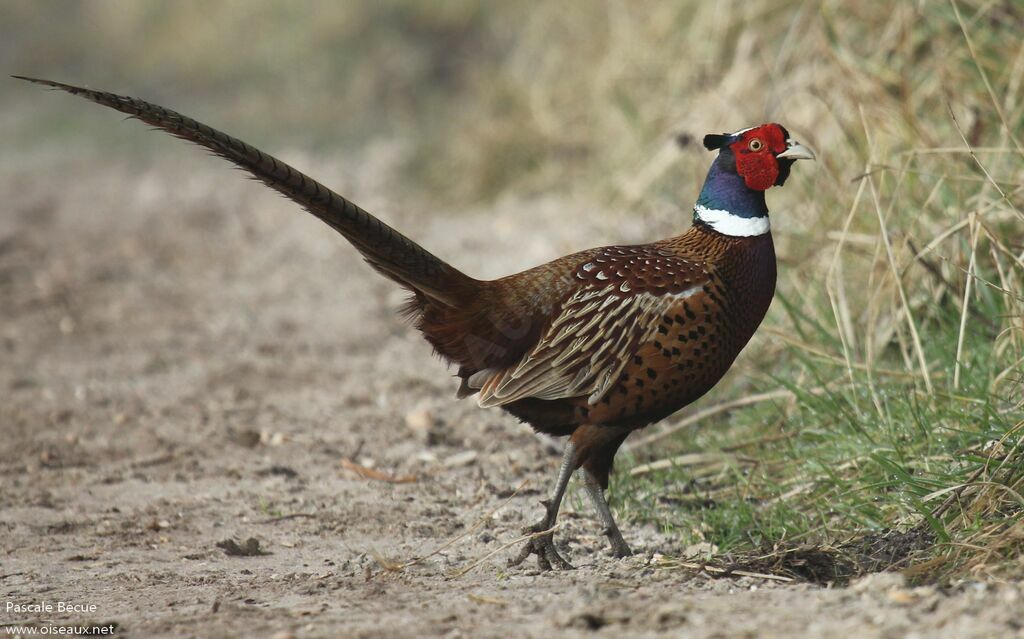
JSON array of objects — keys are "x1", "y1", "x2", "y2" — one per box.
[{"x1": 15, "y1": 76, "x2": 478, "y2": 307}]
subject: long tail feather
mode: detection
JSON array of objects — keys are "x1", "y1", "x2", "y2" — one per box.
[{"x1": 14, "y1": 76, "x2": 477, "y2": 306}]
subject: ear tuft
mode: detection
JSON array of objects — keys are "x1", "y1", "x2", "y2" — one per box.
[{"x1": 703, "y1": 133, "x2": 731, "y2": 151}]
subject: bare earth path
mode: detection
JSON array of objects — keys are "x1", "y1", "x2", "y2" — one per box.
[{"x1": 1, "y1": 154, "x2": 1020, "y2": 638}]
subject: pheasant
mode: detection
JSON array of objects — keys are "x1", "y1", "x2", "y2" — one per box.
[{"x1": 16, "y1": 77, "x2": 814, "y2": 569}]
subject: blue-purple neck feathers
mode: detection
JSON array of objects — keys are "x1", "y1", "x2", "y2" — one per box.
[{"x1": 694, "y1": 153, "x2": 769, "y2": 220}]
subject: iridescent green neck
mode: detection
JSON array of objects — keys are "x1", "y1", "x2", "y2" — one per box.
[{"x1": 692, "y1": 152, "x2": 770, "y2": 237}]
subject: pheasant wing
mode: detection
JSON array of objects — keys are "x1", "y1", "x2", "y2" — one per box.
[{"x1": 472, "y1": 246, "x2": 709, "y2": 407}]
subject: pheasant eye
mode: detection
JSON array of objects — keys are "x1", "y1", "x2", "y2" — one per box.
[{"x1": 748, "y1": 138, "x2": 763, "y2": 152}]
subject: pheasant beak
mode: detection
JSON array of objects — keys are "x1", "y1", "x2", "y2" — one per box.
[{"x1": 777, "y1": 140, "x2": 815, "y2": 161}]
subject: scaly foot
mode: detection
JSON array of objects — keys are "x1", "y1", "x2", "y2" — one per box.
[
  {"x1": 603, "y1": 526, "x2": 633, "y2": 558},
  {"x1": 509, "y1": 500, "x2": 573, "y2": 570}
]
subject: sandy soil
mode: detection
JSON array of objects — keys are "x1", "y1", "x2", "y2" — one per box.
[{"x1": 2, "y1": 151, "x2": 1022, "y2": 639}]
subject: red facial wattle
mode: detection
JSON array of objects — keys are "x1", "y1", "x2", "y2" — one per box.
[{"x1": 729, "y1": 124, "x2": 789, "y2": 191}]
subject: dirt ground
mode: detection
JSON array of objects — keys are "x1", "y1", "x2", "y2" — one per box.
[{"x1": 2, "y1": 151, "x2": 1022, "y2": 639}]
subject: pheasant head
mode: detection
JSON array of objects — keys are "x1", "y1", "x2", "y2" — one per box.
[{"x1": 695, "y1": 123, "x2": 815, "y2": 237}]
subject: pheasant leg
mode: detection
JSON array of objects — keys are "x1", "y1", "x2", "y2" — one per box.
[
  {"x1": 583, "y1": 470, "x2": 632, "y2": 558},
  {"x1": 510, "y1": 440, "x2": 576, "y2": 570}
]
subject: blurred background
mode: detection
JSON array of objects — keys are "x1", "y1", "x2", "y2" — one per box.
[{"x1": 3, "y1": 0, "x2": 1022, "y2": 579}]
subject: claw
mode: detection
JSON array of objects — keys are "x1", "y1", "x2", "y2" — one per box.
[
  {"x1": 508, "y1": 520, "x2": 574, "y2": 571},
  {"x1": 608, "y1": 536, "x2": 633, "y2": 559},
  {"x1": 600, "y1": 525, "x2": 633, "y2": 558},
  {"x1": 604, "y1": 529, "x2": 632, "y2": 558},
  {"x1": 509, "y1": 531, "x2": 574, "y2": 570}
]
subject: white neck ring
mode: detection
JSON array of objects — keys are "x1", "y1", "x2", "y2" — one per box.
[{"x1": 694, "y1": 204, "x2": 770, "y2": 237}]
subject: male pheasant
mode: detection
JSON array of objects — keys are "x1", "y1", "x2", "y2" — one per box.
[{"x1": 17, "y1": 77, "x2": 814, "y2": 569}]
